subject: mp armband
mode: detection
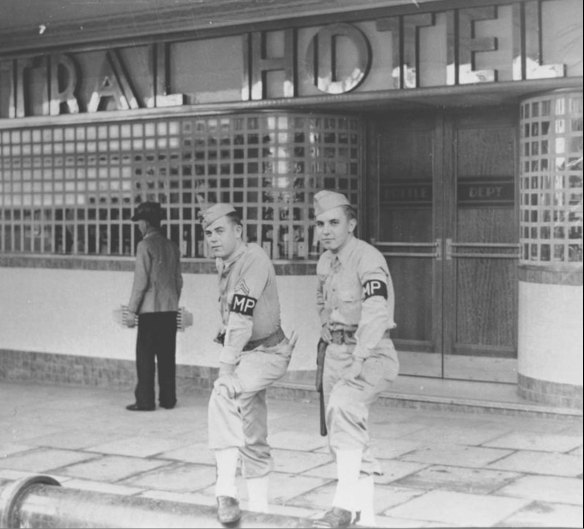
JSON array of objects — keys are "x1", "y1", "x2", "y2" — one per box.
[
  {"x1": 363, "y1": 279, "x2": 388, "y2": 300},
  {"x1": 231, "y1": 294, "x2": 257, "y2": 316}
]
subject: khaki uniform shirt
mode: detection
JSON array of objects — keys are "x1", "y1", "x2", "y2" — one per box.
[
  {"x1": 128, "y1": 228, "x2": 183, "y2": 314},
  {"x1": 217, "y1": 242, "x2": 281, "y2": 365},
  {"x1": 316, "y1": 236, "x2": 396, "y2": 360}
]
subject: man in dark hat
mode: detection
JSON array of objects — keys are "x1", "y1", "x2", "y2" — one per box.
[{"x1": 125, "y1": 201, "x2": 183, "y2": 411}]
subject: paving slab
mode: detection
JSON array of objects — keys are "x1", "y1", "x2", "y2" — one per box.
[
  {"x1": 398, "y1": 424, "x2": 509, "y2": 446},
  {"x1": 394, "y1": 465, "x2": 520, "y2": 494},
  {"x1": 371, "y1": 438, "x2": 424, "y2": 459},
  {"x1": 61, "y1": 478, "x2": 144, "y2": 496},
  {"x1": 483, "y1": 431, "x2": 583, "y2": 452},
  {"x1": 271, "y1": 448, "x2": 333, "y2": 473},
  {"x1": 0, "y1": 447, "x2": 97, "y2": 473},
  {"x1": 488, "y1": 450, "x2": 583, "y2": 477},
  {"x1": 86, "y1": 435, "x2": 192, "y2": 458},
  {"x1": 120, "y1": 461, "x2": 217, "y2": 492},
  {"x1": 158, "y1": 441, "x2": 215, "y2": 465},
  {"x1": 0, "y1": 422, "x2": 66, "y2": 443},
  {"x1": 496, "y1": 501, "x2": 583, "y2": 528},
  {"x1": 22, "y1": 429, "x2": 128, "y2": 450},
  {"x1": 0, "y1": 442, "x2": 35, "y2": 458},
  {"x1": 385, "y1": 490, "x2": 530, "y2": 526},
  {"x1": 268, "y1": 430, "x2": 328, "y2": 451},
  {"x1": 57, "y1": 454, "x2": 172, "y2": 482},
  {"x1": 370, "y1": 421, "x2": 428, "y2": 439},
  {"x1": 374, "y1": 515, "x2": 452, "y2": 528},
  {"x1": 399, "y1": 444, "x2": 513, "y2": 468},
  {"x1": 375, "y1": 459, "x2": 431, "y2": 484},
  {"x1": 496, "y1": 475, "x2": 583, "y2": 505}
]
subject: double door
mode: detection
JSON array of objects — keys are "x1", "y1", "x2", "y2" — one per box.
[{"x1": 369, "y1": 109, "x2": 519, "y2": 383}]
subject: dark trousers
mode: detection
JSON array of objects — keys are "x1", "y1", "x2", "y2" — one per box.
[{"x1": 134, "y1": 312, "x2": 178, "y2": 408}]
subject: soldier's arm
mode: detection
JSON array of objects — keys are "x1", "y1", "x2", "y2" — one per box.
[
  {"x1": 220, "y1": 252, "x2": 270, "y2": 365},
  {"x1": 352, "y1": 250, "x2": 393, "y2": 360}
]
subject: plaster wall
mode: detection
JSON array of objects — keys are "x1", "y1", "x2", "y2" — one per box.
[{"x1": 0, "y1": 267, "x2": 321, "y2": 371}]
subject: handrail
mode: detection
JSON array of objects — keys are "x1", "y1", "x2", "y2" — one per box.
[{"x1": 0, "y1": 476, "x2": 311, "y2": 529}]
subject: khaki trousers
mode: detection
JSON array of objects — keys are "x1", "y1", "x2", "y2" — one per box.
[
  {"x1": 208, "y1": 339, "x2": 292, "y2": 478},
  {"x1": 323, "y1": 337, "x2": 399, "y2": 475}
]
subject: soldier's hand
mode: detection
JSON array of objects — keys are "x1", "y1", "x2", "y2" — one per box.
[
  {"x1": 320, "y1": 323, "x2": 332, "y2": 343},
  {"x1": 214, "y1": 375, "x2": 238, "y2": 399},
  {"x1": 342, "y1": 357, "x2": 364, "y2": 381}
]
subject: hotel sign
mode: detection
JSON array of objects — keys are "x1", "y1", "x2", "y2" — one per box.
[{"x1": 0, "y1": 0, "x2": 577, "y2": 119}]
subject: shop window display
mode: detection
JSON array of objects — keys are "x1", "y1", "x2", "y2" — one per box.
[{"x1": 0, "y1": 112, "x2": 361, "y2": 259}]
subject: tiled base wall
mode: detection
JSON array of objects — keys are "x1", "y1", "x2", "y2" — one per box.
[
  {"x1": 518, "y1": 373, "x2": 583, "y2": 409},
  {"x1": 0, "y1": 349, "x2": 316, "y2": 397},
  {"x1": 3, "y1": 349, "x2": 581, "y2": 414},
  {"x1": 0, "y1": 349, "x2": 218, "y2": 393}
]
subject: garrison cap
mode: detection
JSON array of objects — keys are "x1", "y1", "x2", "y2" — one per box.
[
  {"x1": 314, "y1": 190, "x2": 351, "y2": 216},
  {"x1": 131, "y1": 201, "x2": 162, "y2": 222},
  {"x1": 199, "y1": 203, "x2": 237, "y2": 228}
]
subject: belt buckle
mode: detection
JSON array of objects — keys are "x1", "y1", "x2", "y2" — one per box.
[{"x1": 330, "y1": 330, "x2": 344, "y2": 345}]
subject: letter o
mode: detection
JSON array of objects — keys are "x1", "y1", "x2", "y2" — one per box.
[{"x1": 305, "y1": 23, "x2": 371, "y2": 94}]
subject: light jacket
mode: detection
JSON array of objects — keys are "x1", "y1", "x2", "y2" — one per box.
[{"x1": 128, "y1": 228, "x2": 183, "y2": 314}]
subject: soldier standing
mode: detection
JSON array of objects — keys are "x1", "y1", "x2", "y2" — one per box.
[
  {"x1": 311, "y1": 190, "x2": 399, "y2": 528},
  {"x1": 200, "y1": 203, "x2": 295, "y2": 525}
]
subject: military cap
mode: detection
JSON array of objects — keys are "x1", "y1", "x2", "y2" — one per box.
[
  {"x1": 199, "y1": 203, "x2": 237, "y2": 228},
  {"x1": 314, "y1": 190, "x2": 351, "y2": 216},
  {"x1": 131, "y1": 201, "x2": 162, "y2": 222}
]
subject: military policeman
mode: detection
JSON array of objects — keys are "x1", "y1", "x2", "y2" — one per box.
[
  {"x1": 201, "y1": 203, "x2": 295, "y2": 525},
  {"x1": 312, "y1": 190, "x2": 399, "y2": 528}
]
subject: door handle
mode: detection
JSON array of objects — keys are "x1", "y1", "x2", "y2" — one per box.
[
  {"x1": 445, "y1": 238, "x2": 520, "y2": 260},
  {"x1": 371, "y1": 238, "x2": 443, "y2": 259}
]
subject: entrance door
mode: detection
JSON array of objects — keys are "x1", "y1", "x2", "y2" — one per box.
[{"x1": 370, "y1": 109, "x2": 519, "y2": 383}]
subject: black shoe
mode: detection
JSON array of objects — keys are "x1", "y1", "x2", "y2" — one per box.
[
  {"x1": 312, "y1": 507, "x2": 354, "y2": 528},
  {"x1": 216, "y1": 496, "x2": 241, "y2": 525},
  {"x1": 160, "y1": 403, "x2": 176, "y2": 409},
  {"x1": 125, "y1": 403, "x2": 155, "y2": 411}
]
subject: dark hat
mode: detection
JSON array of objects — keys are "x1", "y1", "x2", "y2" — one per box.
[{"x1": 131, "y1": 202, "x2": 162, "y2": 222}]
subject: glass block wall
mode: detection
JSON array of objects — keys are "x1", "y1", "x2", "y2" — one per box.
[
  {"x1": 0, "y1": 112, "x2": 362, "y2": 260},
  {"x1": 519, "y1": 90, "x2": 583, "y2": 265}
]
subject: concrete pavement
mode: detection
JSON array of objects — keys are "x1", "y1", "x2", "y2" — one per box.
[{"x1": 1, "y1": 381, "x2": 582, "y2": 528}]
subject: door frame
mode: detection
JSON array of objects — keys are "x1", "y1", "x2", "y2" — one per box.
[{"x1": 366, "y1": 107, "x2": 519, "y2": 382}]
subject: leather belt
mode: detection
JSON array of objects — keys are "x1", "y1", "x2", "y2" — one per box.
[
  {"x1": 329, "y1": 328, "x2": 391, "y2": 345},
  {"x1": 330, "y1": 329, "x2": 356, "y2": 345},
  {"x1": 243, "y1": 327, "x2": 285, "y2": 351}
]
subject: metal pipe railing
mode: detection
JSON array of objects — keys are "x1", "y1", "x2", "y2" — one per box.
[{"x1": 0, "y1": 476, "x2": 310, "y2": 528}]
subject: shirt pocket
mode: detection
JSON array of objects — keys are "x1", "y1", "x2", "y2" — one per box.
[{"x1": 338, "y1": 289, "x2": 362, "y2": 322}]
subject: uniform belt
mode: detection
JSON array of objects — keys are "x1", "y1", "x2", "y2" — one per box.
[
  {"x1": 330, "y1": 329, "x2": 356, "y2": 345},
  {"x1": 329, "y1": 328, "x2": 391, "y2": 345},
  {"x1": 243, "y1": 327, "x2": 285, "y2": 351}
]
